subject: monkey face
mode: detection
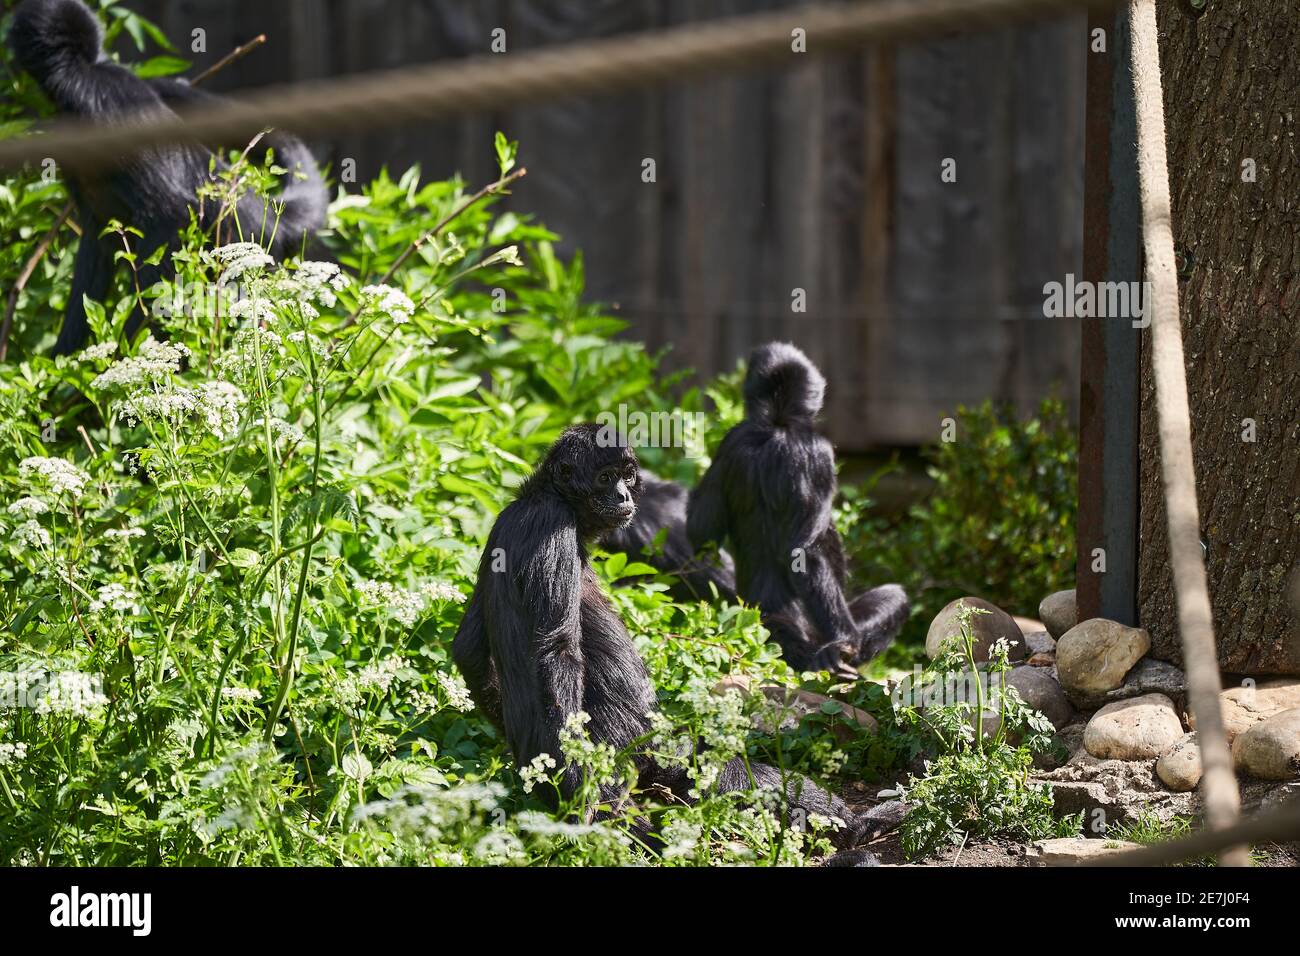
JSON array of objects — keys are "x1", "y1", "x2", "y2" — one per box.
[
  {"x1": 544, "y1": 424, "x2": 641, "y2": 535},
  {"x1": 588, "y1": 458, "x2": 639, "y2": 530}
]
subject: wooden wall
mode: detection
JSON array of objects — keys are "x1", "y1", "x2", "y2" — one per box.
[{"x1": 134, "y1": 0, "x2": 1088, "y2": 449}]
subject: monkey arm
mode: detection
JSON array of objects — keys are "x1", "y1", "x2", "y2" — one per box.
[
  {"x1": 793, "y1": 550, "x2": 860, "y2": 653},
  {"x1": 686, "y1": 458, "x2": 729, "y2": 552},
  {"x1": 450, "y1": 589, "x2": 502, "y2": 730},
  {"x1": 487, "y1": 518, "x2": 587, "y2": 796}
]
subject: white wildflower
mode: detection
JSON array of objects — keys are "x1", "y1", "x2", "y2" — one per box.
[
  {"x1": 221, "y1": 686, "x2": 260, "y2": 703},
  {"x1": 436, "y1": 671, "x2": 474, "y2": 711},
  {"x1": 519, "y1": 753, "x2": 557, "y2": 794},
  {"x1": 80, "y1": 341, "x2": 117, "y2": 363},
  {"x1": 359, "y1": 284, "x2": 414, "y2": 324},
  {"x1": 7, "y1": 496, "x2": 48, "y2": 516},
  {"x1": 91, "y1": 336, "x2": 190, "y2": 391},
  {"x1": 88, "y1": 583, "x2": 137, "y2": 613},
  {"x1": 10, "y1": 520, "x2": 51, "y2": 549},
  {"x1": 355, "y1": 579, "x2": 424, "y2": 627},
  {"x1": 473, "y1": 830, "x2": 525, "y2": 864},
  {"x1": 104, "y1": 527, "x2": 146, "y2": 541},
  {"x1": 419, "y1": 580, "x2": 464, "y2": 604},
  {"x1": 661, "y1": 818, "x2": 702, "y2": 860},
  {"x1": 18, "y1": 457, "x2": 91, "y2": 498},
  {"x1": 228, "y1": 294, "x2": 277, "y2": 324},
  {"x1": 0, "y1": 741, "x2": 28, "y2": 767},
  {"x1": 288, "y1": 261, "x2": 348, "y2": 308},
  {"x1": 207, "y1": 242, "x2": 274, "y2": 284}
]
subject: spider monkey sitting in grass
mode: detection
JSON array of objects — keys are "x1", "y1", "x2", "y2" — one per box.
[
  {"x1": 688, "y1": 342, "x2": 909, "y2": 678},
  {"x1": 452, "y1": 424, "x2": 894, "y2": 851},
  {"x1": 7, "y1": 0, "x2": 327, "y2": 355}
]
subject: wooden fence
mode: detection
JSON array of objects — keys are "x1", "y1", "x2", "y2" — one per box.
[{"x1": 135, "y1": 0, "x2": 1088, "y2": 449}]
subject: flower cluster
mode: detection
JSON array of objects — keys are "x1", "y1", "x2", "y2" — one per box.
[
  {"x1": 91, "y1": 336, "x2": 190, "y2": 391},
  {"x1": 206, "y1": 242, "x2": 275, "y2": 284},
  {"x1": 32, "y1": 671, "x2": 108, "y2": 718},
  {"x1": 359, "y1": 284, "x2": 414, "y2": 324},
  {"x1": 0, "y1": 741, "x2": 28, "y2": 767},
  {"x1": 519, "y1": 753, "x2": 557, "y2": 794},
  {"x1": 354, "y1": 578, "x2": 463, "y2": 628},
  {"x1": 7, "y1": 496, "x2": 49, "y2": 517},
  {"x1": 120, "y1": 379, "x2": 245, "y2": 440},
  {"x1": 435, "y1": 670, "x2": 474, "y2": 711},
  {"x1": 88, "y1": 583, "x2": 138, "y2": 614},
  {"x1": 18, "y1": 457, "x2": 91, "y2": 499}
]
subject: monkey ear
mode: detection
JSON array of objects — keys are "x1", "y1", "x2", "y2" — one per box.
[{"x1": 557, "y1": 462, "x2": 573, "y2": 483}]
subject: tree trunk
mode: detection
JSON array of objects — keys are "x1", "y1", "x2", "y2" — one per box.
[{"x1": 1138, "y1": 1, "x2": 1300, "y2": 675}]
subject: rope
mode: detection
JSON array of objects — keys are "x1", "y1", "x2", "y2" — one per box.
[
  {"x1": 1086, "y1": 795, "x2": 1300, "y2": 868},
  {"x1": 1125, "y1": 0, "x2": 1245, "y2": 867},
  {"x1": 0, "y1": 0, "x2": 1113, "y2": 173}
]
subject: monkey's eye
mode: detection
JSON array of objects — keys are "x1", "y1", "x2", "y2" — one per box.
[
  {"x1": 623, "y1": 467, "x2": 637, "y2": 483},
  {"x1": 597, "y1": 472, "x2": 612, "y2": 486}
]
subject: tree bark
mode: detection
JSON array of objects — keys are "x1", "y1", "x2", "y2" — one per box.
[{"x1": 1139, "y1": 1, "x2": 1300, "y2": 676}]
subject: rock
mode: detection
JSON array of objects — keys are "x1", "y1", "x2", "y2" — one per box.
[
  {"x1": 1232, "y1": 708, "x2": 1300, "y2": 780},
  {"x1": 1083, "y1": 694, "x2": 1184, "y2": 761},
  {"x1": 1258, "y1": 782, "x2": 1300, "y2": 813},
  {"x1": 1036, "y1": 746, "x2": 1198, "y2": 827},
  {"x1": 1038, "y1": 589, "x2": 1078, "y2": 639},
  {"x1": 1191, "y1": 678, "x2": 1300, "y2": 743},
  {"x1": 924, "y1": 597, "x2": 1027, "y2": 663},
  {"x1": 1156, "y1": 732, "x2": 1202, "y2": 792},
  {"x1": 1056, "y1": 619, "x2": 1151, "y2": 698},
  {"x1": 1005, "y1": 665, "x2": 1073, "y2": 730},
  {"x1": 823, "y1": 849, "x2": 881, "y2": 867},
  {"x1": 712, "y1": 675, "x2": 878, "y2": 741},
  {"x1": 1026, "y1": 837, "x2": 1142, "y2": 866},
  {"x1": 1024, "y1": 630, "x2": 1057, "y2": 657},
  {"x1": 1066, "y1": 658, "x2": 1188, "y2": 711}
]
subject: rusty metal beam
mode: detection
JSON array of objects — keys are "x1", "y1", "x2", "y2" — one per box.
[{"x1": 1078, "y1": 7, "x2": 1140, "y2": 624}]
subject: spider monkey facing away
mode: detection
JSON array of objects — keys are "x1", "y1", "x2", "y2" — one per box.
[
  {"x1": 7, "y1": 0, "x2": 327, "y2": 355},
  {"x1": 688, "y1": 342, "x2": 909, "y2": 677},
  {"x1": 452, "y1": 424, "x2": 887, "y2": 848}
]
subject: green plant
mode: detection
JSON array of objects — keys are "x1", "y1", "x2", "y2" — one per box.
[{"x1": 894, "y1": 602, "x2": 1068, "y2": 859}]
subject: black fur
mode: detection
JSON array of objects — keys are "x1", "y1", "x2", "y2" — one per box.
[
  {"x1": 688, "y1": 342, "x2": 909, "y2": 674},
  {"x1": 452, "y1": 423, "x2": 879, "y2": 847},
  {"x1": 7, "y1": 0, "x2": 327, "y2": 354},
  {"x1": 599, "y1": 471, "x2": 737, "y2": 602}
]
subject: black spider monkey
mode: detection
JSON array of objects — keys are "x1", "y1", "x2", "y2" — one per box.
[
  {"x1": 599, "y1": 470, "x2": 738, "y2": 603},
  {"x1": 688, "y1": 342, "x2": 909, "y2": 676},
  {"x1": 7, "y1": 0, "x2": 327, "y2": 355},
  {"x1": 452, "y1": 424, "x2": 884, "y2": 848}
]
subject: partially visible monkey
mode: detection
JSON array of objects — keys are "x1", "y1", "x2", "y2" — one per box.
[
  {"x1": 599, "y1": 471, "x2": 737, "y2": 603},
  {"x1": 8, "y1": 0, "x2": 327, "y2": 354},
  {"x1": 452, "y1": 424, "x2": 889, "y2": 847},
  {"x1": 688, "y1": 342, "x2": 909, "y2": 676}
]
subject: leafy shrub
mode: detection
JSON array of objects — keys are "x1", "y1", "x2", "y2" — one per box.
[
  {"x1": 893, "y1": 603, "x2": 1074, "y2": 859},
  {"x1": 840, "y1": 397, "x2": 1077, "y2": 667},
  {"x1": 0, "y1": 4, "x2": 889, "y2": 865}
]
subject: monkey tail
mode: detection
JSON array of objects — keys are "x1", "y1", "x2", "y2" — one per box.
[
  {"x1": 849, "y1": 583, "x2": 909, "y2": 664},
  {"x1": 8, "y1": 0, "x2": 105, "y2": 105},
  {"x1": 742, "y1": 341, "x2": 827, "y2": 426}
]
